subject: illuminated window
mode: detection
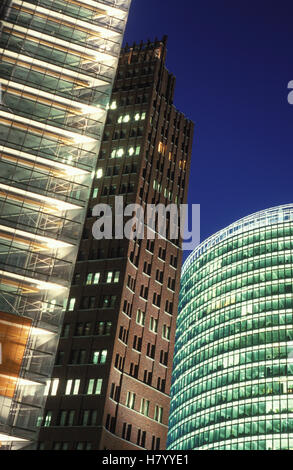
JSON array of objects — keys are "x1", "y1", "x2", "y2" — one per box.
[
  {"x1": 117, "y1": 148, "x2": 124, "y2": 157},
  {"x1": 135, "y1": 145, "x2": 141, "y2": 155},
  {"x1": 96, "y1": 168, "x2": 103, "y2": 179},
  {"x1": 51, "y1": 379, "x2": 59, "y2": 396},
  {"x1": 128, "y1": 147, "x2": 135, "y2": 156},
  {"x1": 93, "y1": 273, "x2": 100, "y2": 284},
  {"x1": 87, "y1": 379, "x2": 103, "y2": 395},
  {"x1": 123, "y1": 115, "x2": 130, "y2": 123},
  {"x1": 110, "y1": 101, "x2": 117, "y2": 110},
  {"x1": 86, "y1": 273, "x2": 93, "y2": 285},
  {"x1": 141, "y1": 112, "x2": 146, "y2": 120},
  {"x1": 65, "y1": 379, "x2": 80, "y2": 396},
  {"x1": 134, "y1": 113, "x2": 140, "y2": 121},
  {"x1": 68, "y1": 298, "x2": 76, "y2": 311},
  {"x1": 93, "y1": 349, "x2": 107, "y2": 364},
  {"x1": 93, "y1": 187, "x2": 99, "y2": 198}
]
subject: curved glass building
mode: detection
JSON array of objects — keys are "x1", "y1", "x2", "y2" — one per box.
[{"x1": 168, "y1": 204, "x2": 293, "y2": 450}]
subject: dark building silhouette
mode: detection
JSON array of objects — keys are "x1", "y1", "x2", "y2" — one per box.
[{"x1": 38, "y1": 36, "x2": 194, "y2": 451}]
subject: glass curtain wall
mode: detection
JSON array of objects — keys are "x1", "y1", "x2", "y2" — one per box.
[
  {"x1": 0, "y1": 0, "x2": 131, "y2": 449},
  {"x1": 168, "y1": 205, "x2": 293, "y2": 450}
]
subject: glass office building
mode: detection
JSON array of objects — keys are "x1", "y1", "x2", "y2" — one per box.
[
  {"x1": 168, "y1": 204, "x2": 293, "y2": 450},
  {"x1": 0, "y1": 0, "x2": 131, "y2": 449}
]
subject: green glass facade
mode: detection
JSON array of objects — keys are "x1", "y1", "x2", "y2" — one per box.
[
  {"x1": 0, "y1": 0, "x2": 131, "y2": 449},
  {"x1": 168, "y1": 205, "x2": 293, "y2": 450}
]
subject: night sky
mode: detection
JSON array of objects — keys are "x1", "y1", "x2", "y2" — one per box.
[{"x1": 124, "y1": 0, "x2": 293, "y2": 261}]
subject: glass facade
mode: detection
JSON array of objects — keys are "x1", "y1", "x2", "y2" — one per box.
[
  {"x1": 0, "y1": 0, "x2": 131, "y2": 449},
  {"x1": 167, "y1": 204, "x2": 293, "y2": 450}
]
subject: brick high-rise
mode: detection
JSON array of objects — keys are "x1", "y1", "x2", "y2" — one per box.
[{"x1": 38, "y1": 36, "x2": 194, "y2": 451}]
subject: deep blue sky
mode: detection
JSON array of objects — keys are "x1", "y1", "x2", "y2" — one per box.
[{"x1": 124, "y1": 0, "x2": 293, "y2": 259}]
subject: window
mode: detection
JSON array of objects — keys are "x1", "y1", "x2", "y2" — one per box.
[
  {"x1": 53, "y1": 442, "x2": 69, "y2": 450},
  {"x1": 162, "y1": 325, "x2": 171, "y2": 341},
  {"x1": 106, "y1": 270, "x2": 120, "y2": 283},
  {"x1": 154, "y1": 406, "x2": 163, "y2": 423},
  {"x1": 69, "y1": 349, "x2": 86, "y2": 365},
  {"x1": 99, "y1": 295, "x2": 117, "y2": 308},
  {"x1": 146, "y1": 343, "x2": 156, "y2": 359},
  {"x1": 76, "y1": 442, "x2": 92, "y2": 450},
  {"x1": 68, "y1": 298, "x2": 76, "y2": 311},
  {"x1": 61, "y1": 323, "x2": 70, "y2": 337},
  {"x1": 65, "y1": 379, "x2": 80, "y2": 396},
  {"x1": 96, "y1": 168, "x2": 103, "y2": 179},
  {"x1": 92, "y1": 349, "x2": 107, "y2": 364},
  {"x1": 149, "y1": 317, "x2": 158, "y2": 333},
  {"x1": 59, "y1": 410, "x2": 75, "y2": 427},
  {"x1": 140, "y1": 398, "x2": 150, "y2": 417},
  {"x1": 96, "y1": 321, "x2": 112, "y2": 336},
  {"x1": 110, "y1": 100, "x2": 117, "y2": 110},
  {"x1": 75, "y1": 322, "x2": 91, "y2": 336},
  {"x1": 136, "y1": 309, "x2": 145, "y2": 326},
  {"x1": 126, "y1": 391, "x2": 136, "y2": 410},
  {"x1": 81, "y1": 410, "x2": 97, "y2": 426},
  {"x1": 43, "y1": 411, "x2": 52, "y2": 427},
  {"x1": 86, "y1": 378, "x2": 103, "y2": 395},
  {"x1": 92, "y1": 187, "x2": 99, "y2": 198}
]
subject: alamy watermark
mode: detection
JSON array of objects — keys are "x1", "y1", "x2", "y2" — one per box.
[{"x1": 92, "y1": 196, "x2": 200, "y2": 251}]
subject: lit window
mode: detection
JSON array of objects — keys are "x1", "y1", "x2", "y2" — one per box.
[
  {"x1": 117, "y1": 116, "x2": 123, "y2": 123},
  {"x1": 123, "y1": 115, "x2": 130, "y2": 123},
  {"x1": 114, "y1": 271, "x2": 120, "y2": 283},
  {"x1": 86, "y1": 273, "x2": 93, "y2": 285},
  {"x1": 135, "y1": 146, "x2": 141, "y2": 155},
  {"x1": 107, "y1": 272, "x2": 113, "y2": 283},
  {"x1": 110, "y1": 101, "x2": 117, "y2": 110},
  {"x1": 128, "y1": 147, "x2": 135, "y2": 156},
  {"x1": 68, "y1": 298, "x2": 76, "y2": 311},
  {"x1": 93, "y1": 188, "x2": 99, "y2": 198},
  {"x1": 65, "y1": 379, "x2": 73, "y2": 395},
  {"x1": 93, "y1": 273, "x2": 100, "y2": 284},
  {"x1": 134, "y1": 113, "x2": 140, "y2": 121},
  {"x1": 51, "y1": 379, "x2": 59, "y2": 396},
  {"x1": 141, "y1": 112, "x2": 146, "y2": 120},
  {"x1": 117, "y1": 148, "x2": 124, "y2": 157},
  {"x1": 96, "y1": 168, "x2": 103, "y2": 179},
  {"x1": 95, "y1": 379, "x2": 103, "y2": 395},
  {"x1": 44, "y1": 411, "x2": 52, "y2": 427}
]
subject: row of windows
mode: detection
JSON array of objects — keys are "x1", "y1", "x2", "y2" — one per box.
[
  {"x1": 176, "y1": 305, "x2": 293, "y2": 359},
  {"x1": 169, "y1": 418, "x2": 293, "y2": 449},
  {"x1": 124, "y1": 392, "x2": 164, "y2": 423},
  {"x1": 170, "y1": 397, "x2": 293, "y2": 434},
  {"x1": 174, "y1": 327, "x2": 293, "y2": 380},
  {"x1": 173, "y1": 343, "x2": 289, "y2": 386},
  {"x1": 45, "y1": 377, "x2": 104, "y2": 397},
  {"x1": 180, "y1": 258, "x2": 293, "y2": 314},
  {"x1": 170, "y1": 380, "x2": 288, "y2": 418},
  {"x1": 183, "y1": 254, "x2": 293, "y2": 301},
  {"x1": 186, "y1": 226, "x2": 293, "y2": 275},
  {"x1": 60, "y1": 321, "x2": 112, "y2": 339}
]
